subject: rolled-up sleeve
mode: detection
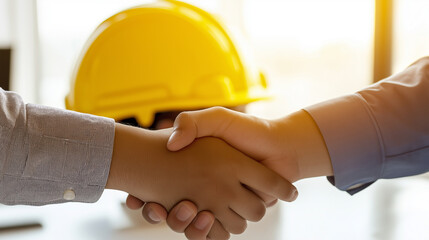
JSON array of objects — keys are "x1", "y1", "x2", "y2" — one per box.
[
  {"x1": 304, "y1": 57, "x2": 429, "y2": 194},
  {"x1": 0, "y1": 89, "x2": 115, "y2": 205}
]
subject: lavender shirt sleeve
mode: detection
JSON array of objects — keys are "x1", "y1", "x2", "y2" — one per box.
[
  {"x1": 0, "y1": 89, "x2": 115, "y2": 205},
  {"x1": 304, "y1": 57, "x2": 429, "y2": 194}
]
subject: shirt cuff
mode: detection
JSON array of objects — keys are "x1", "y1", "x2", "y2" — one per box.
[
  {"x1": 304, "y1": 94, "x2": 384, "y2": 194},
  {"x1": 2, "y1": 104, "x2": 115, "y2": 205}
]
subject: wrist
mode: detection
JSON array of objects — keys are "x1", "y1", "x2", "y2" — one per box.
[
  {"x1": 105, "y1": 124, "x2": 174, "y2": 202},
  {"x1": 105, "y1": 123, "x2": 126, "y2": 190},
  {"x1": 106, "y1": 123, "x2": 151, "y2": 192},
  {"x1": 275, "y1": 110, "x2": 333, "y2": 181}
]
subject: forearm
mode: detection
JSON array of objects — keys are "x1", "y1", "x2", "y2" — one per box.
[{"x1": 304, "y1": 57, "x2": 429, "y2": 193}]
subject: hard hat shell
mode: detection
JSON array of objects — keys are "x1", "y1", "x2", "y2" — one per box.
[{"x1": 66, "y1": 0, "x2": 268, "y2": 127}]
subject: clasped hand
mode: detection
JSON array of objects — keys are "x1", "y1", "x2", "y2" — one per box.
[
  {"x1": 122, "y1": 107, "x2": 313, "y2": 240},
  {"x1": 107, "y1": 116, "x2": 298, "y2": 240}
]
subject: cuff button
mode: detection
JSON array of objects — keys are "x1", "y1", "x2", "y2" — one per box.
[{"x1": 63, "y1": 189, "x2": 76, "y2": 201}]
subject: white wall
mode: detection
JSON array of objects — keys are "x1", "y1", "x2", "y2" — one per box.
[
  {"x1": 9, "y1": 0, "x2": 40, "y2": 103},
  {"x1": 0, "y1": 0, "x2": 39, "y2": 103},
  {"x1": 0, "y1": 0, "x2": 12, "y2": 48}
]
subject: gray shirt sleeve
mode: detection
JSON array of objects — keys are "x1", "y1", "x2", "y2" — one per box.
[
  {"x1": 305, "y1": 57, "x2": 429, "y2": 194},
  {"x1": 0, "y1": 89, "x2": 115, "y2": 205}
]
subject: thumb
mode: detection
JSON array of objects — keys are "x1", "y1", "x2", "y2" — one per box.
[
  {"x1": 167, "y1": 107, "x2": 236, "y2": 151},
  {"x1": 167, "y1": 107, "x2": 275, "y2": 161},
  {"x1": 167, "y1": 111, "x2": 199, "y2": 151}
]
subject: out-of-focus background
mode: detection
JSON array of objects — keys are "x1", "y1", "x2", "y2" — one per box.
[{"x1": 1, "y1": 0, "x2": 429, "y2": 239}]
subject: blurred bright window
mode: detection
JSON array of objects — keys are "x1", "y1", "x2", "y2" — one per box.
[
  {"x1": 393, "y1": 0, "x2": 429, "y2": 72},
  {"x1": 36, "y1": 0, "x2": 374, "y2": 118},
  {"x1": 240, "y1": 0, "x2": 374, "y2": 117}
]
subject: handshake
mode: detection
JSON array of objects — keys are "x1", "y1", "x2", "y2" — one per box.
[{"x1": 106, "y1": 107, "x2": 333, "y2": 240}]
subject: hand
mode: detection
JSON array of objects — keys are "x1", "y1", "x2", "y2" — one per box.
[
  {"x1": 125, "y1": 194, "x2": 278, "y2": 240},
  {"x1": 106, "y1": 123, "x2": 296, "y2": 237},
  {"x1": 167, "y1": 107, "x2": 333, "y2": 183},
  {"x1": 126, "y1": 196, "x2": 228, "y2": 240},
  {"x1": 137, "y1": 107, "x2": 330, "y2": 239},
  {"x1": 125, "y1": 106, "x2": 314, "y2": 240},
  {"x1": 167, "y1": 107, "x2": 300, "y2": 182}
]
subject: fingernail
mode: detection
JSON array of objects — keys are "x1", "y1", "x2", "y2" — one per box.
[
  {"x1": 176, "y1": 205, "x2": 193, "y2": 222},
  {"x1": 168, "y1": 130, "x2": 181, "y2": 145},
  {"x1": 194, "y1": 214, "x2": 211, "y2": 230},
  {"x1": 291, "y1": 188, "x2": 299, "y2": 201},
  {"x1": 148, "y1": 209, "x2": 161, "y2": 222}
]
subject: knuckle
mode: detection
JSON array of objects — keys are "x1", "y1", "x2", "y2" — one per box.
[
  {"x1": 419, "y1": 59, "x2": 429, "y2": 77},
  {"x1": 175, "y1": 111, "x2": 190, "y2": 123},
  {"x1": 211, "y1": 106, "x2": 226, "y2": 113},
  {"x1": 210, "y1": 106, "x2": 230, "y2": 117}
]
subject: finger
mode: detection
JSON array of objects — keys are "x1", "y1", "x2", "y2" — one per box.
[
  {"x1": 216, "y1": 209, "x2": 247, "y2": 235},
  {"x1": 142, "y1": 202, "x2": 168, "y2": 224},
  {"x1": 166, "y1": 201, "x2": 198, "y2": 233},
  {"x1": 266, "y1": 199, "x2": 278, "y2": 208},
  {"x1": 229, "y1": 187, "x2": 266, "y2": 222},
  {"x1": 248, "y1": 187, "x2": 277, "y2": 206},
  {"x1": 126, "y1": 194, "x2": 145, "y2": 209},
  {"x1": 238, "y1": 160, "x2": 298, "y2": 202},
  {"x1": 206, "y1": 219, "x2": 230, "y2": 240},
  {"x1": 183, "y1": 211, "x2": 215, "y2": 240}
]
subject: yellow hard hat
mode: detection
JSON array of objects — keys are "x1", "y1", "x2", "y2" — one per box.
[{"x1": 66, "y1": 0, "x2": 268, "y2": 127}]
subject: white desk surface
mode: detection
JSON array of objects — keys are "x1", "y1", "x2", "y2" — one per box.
[{"x1": 1, "y1": 176, "x2": 429, "y2": 240}]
